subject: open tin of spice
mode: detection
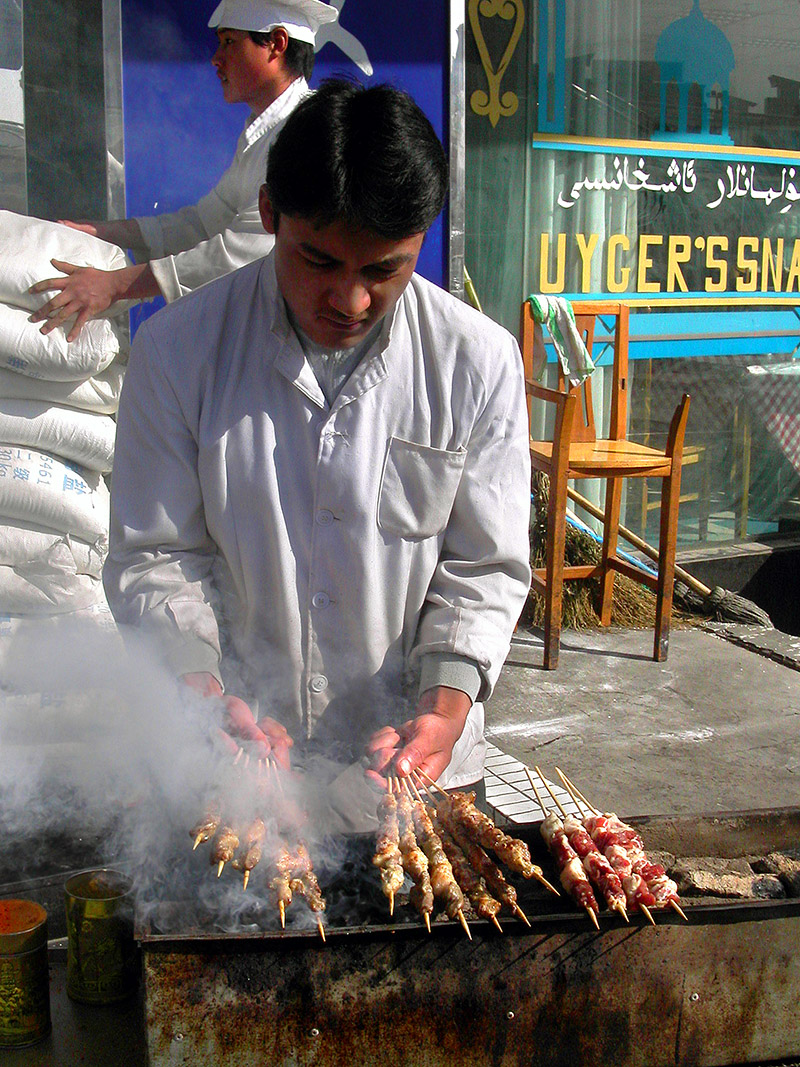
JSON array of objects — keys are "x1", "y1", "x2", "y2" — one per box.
[{"x1": 0, "y1": 899, "x2": 51, "y2": 1048}]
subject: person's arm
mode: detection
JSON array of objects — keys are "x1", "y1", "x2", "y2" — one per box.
[
  {"x1": 28, "y1": 260, "x2": 162, "y2": 342},
  {"x1": 367, "y1": 331, "x2": 532, "y2": 782},
  {"x1": 59, "y1": 218, "x2": 149, "y2": 259},
  {"x1": 143, "y1": 202, "x2": 275, "y2": 303},
  {"x1": 102, "y1": 316, "x2": 279, "y2": 755}
]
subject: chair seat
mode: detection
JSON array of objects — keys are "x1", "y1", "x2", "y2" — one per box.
[{"x1": 530, "y1": 438, "x2": 674, "y2": 477}]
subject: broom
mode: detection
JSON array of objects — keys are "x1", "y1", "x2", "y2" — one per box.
[
  {"x1": 566, "y1": 486, "x2": 773, "y2": 628},
  {"x1": 524, "y1": 471, "x2": 663, "y2": 630}
]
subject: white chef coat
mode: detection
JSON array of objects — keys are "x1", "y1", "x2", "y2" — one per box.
[
  {"x1": 103, "y1": 253, "x2": 532, "y2": 789},
  {"x1": 135, "y1": 77, "x2": 308, "y2": 304}
]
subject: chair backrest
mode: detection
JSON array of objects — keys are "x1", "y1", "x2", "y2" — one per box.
[{"x1": 521, "y1": 299, "x2": 630, "y2": 444}]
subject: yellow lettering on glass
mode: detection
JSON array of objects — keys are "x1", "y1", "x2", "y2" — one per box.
[
  {"x1": 666, "y1": 236, "x2": 691, "y2": 292},
  {"x1": 736, "y1": 237, "x2": 758, "y2": 291},
  {"x1": 762, "y1": 238, "x2": 785, "y2": 292},
  {"x1": 637, "y1": 235, "x2": 662, "y2": 293},
  {"x1": 705, "y1": 236, "x2": 728, "y2": 292},
  {"x1": 575, "y1": 233, "x2": 599, "y2": 292},
  {"x1": 539, "y1": 233, "x2": 566, "y2": 292},
  {"x1": 786, "y1": 239, "x2": 800, "y2": 292},
  {"x1": 606, "y1": 234, "x2": 630, "y2": 292}
]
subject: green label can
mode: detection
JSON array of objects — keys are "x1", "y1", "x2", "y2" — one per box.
[
  {"x1": 65, "y1": 869, "x2": 137, "y2": 1004},
  {"x1": 0, "y1": 899, "x2": 51, "y2": 1048}
]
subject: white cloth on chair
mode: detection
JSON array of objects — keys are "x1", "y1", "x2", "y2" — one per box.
[{"x1": 528, "y1": 295, "x2": 595, "y2": 387}]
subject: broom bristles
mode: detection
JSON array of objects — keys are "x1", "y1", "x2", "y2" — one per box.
[{"x1": 526, "y1": 473, "x2": 667, "y2": 630}]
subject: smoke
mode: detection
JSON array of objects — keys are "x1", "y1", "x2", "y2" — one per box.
[{"x1": 0, "y1": 611, "x2": 382, "y2": 936}]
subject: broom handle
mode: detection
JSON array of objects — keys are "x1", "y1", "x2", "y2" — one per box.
[{"x1": 566, "y1": 486, "x2": 712, "y2": 598}]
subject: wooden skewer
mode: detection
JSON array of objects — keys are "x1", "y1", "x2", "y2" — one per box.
[
  {"x1": 640, "y1": 904, "x2": 656, "y2": 926},
  {"x1": 233, "y1": 747, "x2": 244, "y2": 765},
  {"x1": 457, "y1": 909, "x2": 472, "y2": 940},
  {"x1": 317, "y1": 918, "x2": 326, "y2": 942},
  {"x1": 217, "y1": 861, "x2": 225, "y2": 877},
  {"x1": 671, "y1": 900, "x2": 689, "y2": 922},
  {"x1": 534, "y1": 766, "x2": 568, "y2": 817},
  {"x1": 555, "y1": 767, "x2": 600, "y2": 816},
  {"x1": 414, "y1": 768, "x2": 449, "y2": 798},
  {"x1": 423, "y1": 913, "x2": 431, "y2": 934},
  {"x1": 244, "y1": 752, "x2": 250, "y2": 769},
  {"x1": 279, "y1": 901, "x2": 286, "y2": 929},
  {"x1": 243, "y1": 870, "x2": 250, "y2": 891},
  {"x1": 525, "y1": 768, "x2": 548, "y2": 817},
  {"x1": 491, "y1": 915, "x2": 503, "y2": 933},
  {"x1": 192, "y1": 834, "x2": 204, "y2": 851},
  {"x1": 526, "y1": 769, "x2": 600, "y2": 930},
  {"x1": 513, "y1": 904, "x2": 531, "y2": 926}
]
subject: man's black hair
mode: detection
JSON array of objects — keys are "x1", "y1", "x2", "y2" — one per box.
[
  {"x1": 249, "y1": 30, "x2": 314, "y2": 81},
  {"x1": 266, "y1": 79, "x2": 448, "y2": 239}
]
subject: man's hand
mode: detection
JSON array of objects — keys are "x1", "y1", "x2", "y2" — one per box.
[
  {"x1": 365, "y1": 685, "x2": 472, "y2": 788},
  {"x1": 28, "y1": 260, "x2": 159, "y2": 341},
  {"x1": 182, "y1": 672, "x2": 293, "y2": 768}
]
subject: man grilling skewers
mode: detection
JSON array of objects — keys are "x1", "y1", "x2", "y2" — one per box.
[
  {"x1": 28, "y1": 0, "x2": 339, "y2": 341},
  {"x1": 104, "y1": 79, "x2": 531, "y2": 833}
]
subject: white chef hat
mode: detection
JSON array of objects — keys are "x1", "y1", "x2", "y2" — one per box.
[{"x1": 208, "y1": 0, "x2": 339, "y2": 44}]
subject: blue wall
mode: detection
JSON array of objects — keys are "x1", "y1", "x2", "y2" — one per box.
[{"x1": 120, "y1": 1, "x2": 450, "y2": 330}]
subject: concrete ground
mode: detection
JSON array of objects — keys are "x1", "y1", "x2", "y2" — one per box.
[{"x1": 484, "y1": 621, "x2": 800, "y2": 821}]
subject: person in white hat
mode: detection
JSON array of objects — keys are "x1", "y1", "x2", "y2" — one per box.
[{"x1": 29, "y1": 0, "x2": 338, "y2": 341}]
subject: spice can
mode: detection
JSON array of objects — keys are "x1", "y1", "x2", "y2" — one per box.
[
  {"x1": 64, "y1": 869, "x2": 137, "y2": 1004},
  {"x1": 0, "y1": 899, "x2": 51, "y2": 1048}
]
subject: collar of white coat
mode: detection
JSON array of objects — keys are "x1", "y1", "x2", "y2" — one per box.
[
  {"x1": 244, "y1": 76, "x2": 309, "y2": 145},
  {"x1": 263, "y1": 253, "x2": 399, "y2": 400}
]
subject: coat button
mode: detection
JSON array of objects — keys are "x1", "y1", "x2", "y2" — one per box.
[
  {"x1": 310, "y1": 675, "x2": 328, "y2": 693},
  {"x1": 316, "y1": 509, "x2": 334, "y2": 526},
  {"x1": 312, "y1": 592, "x2": 331, "y2": 609}
]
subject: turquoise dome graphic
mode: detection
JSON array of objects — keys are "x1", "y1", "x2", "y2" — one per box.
[{"x1": 654, "y1": 0, "x2": 735, "y2": 144}]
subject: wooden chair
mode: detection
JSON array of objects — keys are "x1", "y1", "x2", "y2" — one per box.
[{"x1": 521, "y1": 299, "x2": 691, "y2": 669}]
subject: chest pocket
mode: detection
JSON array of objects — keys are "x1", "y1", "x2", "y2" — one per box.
[{"x1": 378, "y1": 437, "x2": 467, "y2": 540}]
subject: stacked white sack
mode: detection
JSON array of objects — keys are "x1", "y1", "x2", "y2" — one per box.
[{"x1": 0, "y1": 211, "x2": 127, "y2": 614}]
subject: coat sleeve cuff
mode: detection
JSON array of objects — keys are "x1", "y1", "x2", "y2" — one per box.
[
  {"x1": 418, "y1": 653, "x2": 482, "y2": 703},
  {"x1": 165, "y1": 638, "x2": 223, "y2": 689}
]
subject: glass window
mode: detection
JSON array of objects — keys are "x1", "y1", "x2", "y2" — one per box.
[{"x1": 466, "y1": 0, "x2": 800, "y2": 547}]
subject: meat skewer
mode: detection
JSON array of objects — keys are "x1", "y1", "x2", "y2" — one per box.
[
  {"x1": 235, "y1": 817, "x2": 267, "y2": 891},
  {"x1": 436, "y1": 805, "x2": 531, "y2": 925},
  {"x1": 408, "y1": 783, "x2": 471, "y2": 939},
  {"x1": 210, "y1": 823, "x2": 240, "y2": 878},
  {"x1": 289, "y1": 842, "x2": 326, "y2": 941},
  {"x1": 527, "y1": 775, "x2": 600, "y2": 928},
  {"x1": 432, "y1": 814, "x2": 503, "y2": 931},
  {"x1": 553, "y1": 770, "x2": 656, "y2": 924},
  {"x1": 417, "y1": 772, "x2": 557, "y2": 894},
  {"x1": 190, "y1": 799, "x2": 222, "y2": 850},
  {"x1": 270, "y1": 844, "x2": 295, "y2": 928},
  {"x1": 536, "y1": 769, "x2": 628, "y2": 922},
  {"x1": 372, "y1": 788, "x2": 405, "y2": 916},
  {"x1": 555, "y1": 768, "x2": 687, "y2": 921},
  {"x1": 396, "y1": 781, "x2": 433, "y2": 932}
]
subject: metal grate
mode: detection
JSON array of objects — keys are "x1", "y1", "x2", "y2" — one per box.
[{"x1": 484, "y1": 743, "x2": 580, "y2": 826}]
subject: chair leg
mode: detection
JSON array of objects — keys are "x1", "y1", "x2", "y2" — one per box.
[
  {"x1": 542, "y1": 471, "x2": 570, "y2": 669},
  {"x1": 599, "y1": 478, "x2": 622, "y2": 626},
  {"x1": 654, "y1": 468, "x2": 681, "y2": 661}
]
